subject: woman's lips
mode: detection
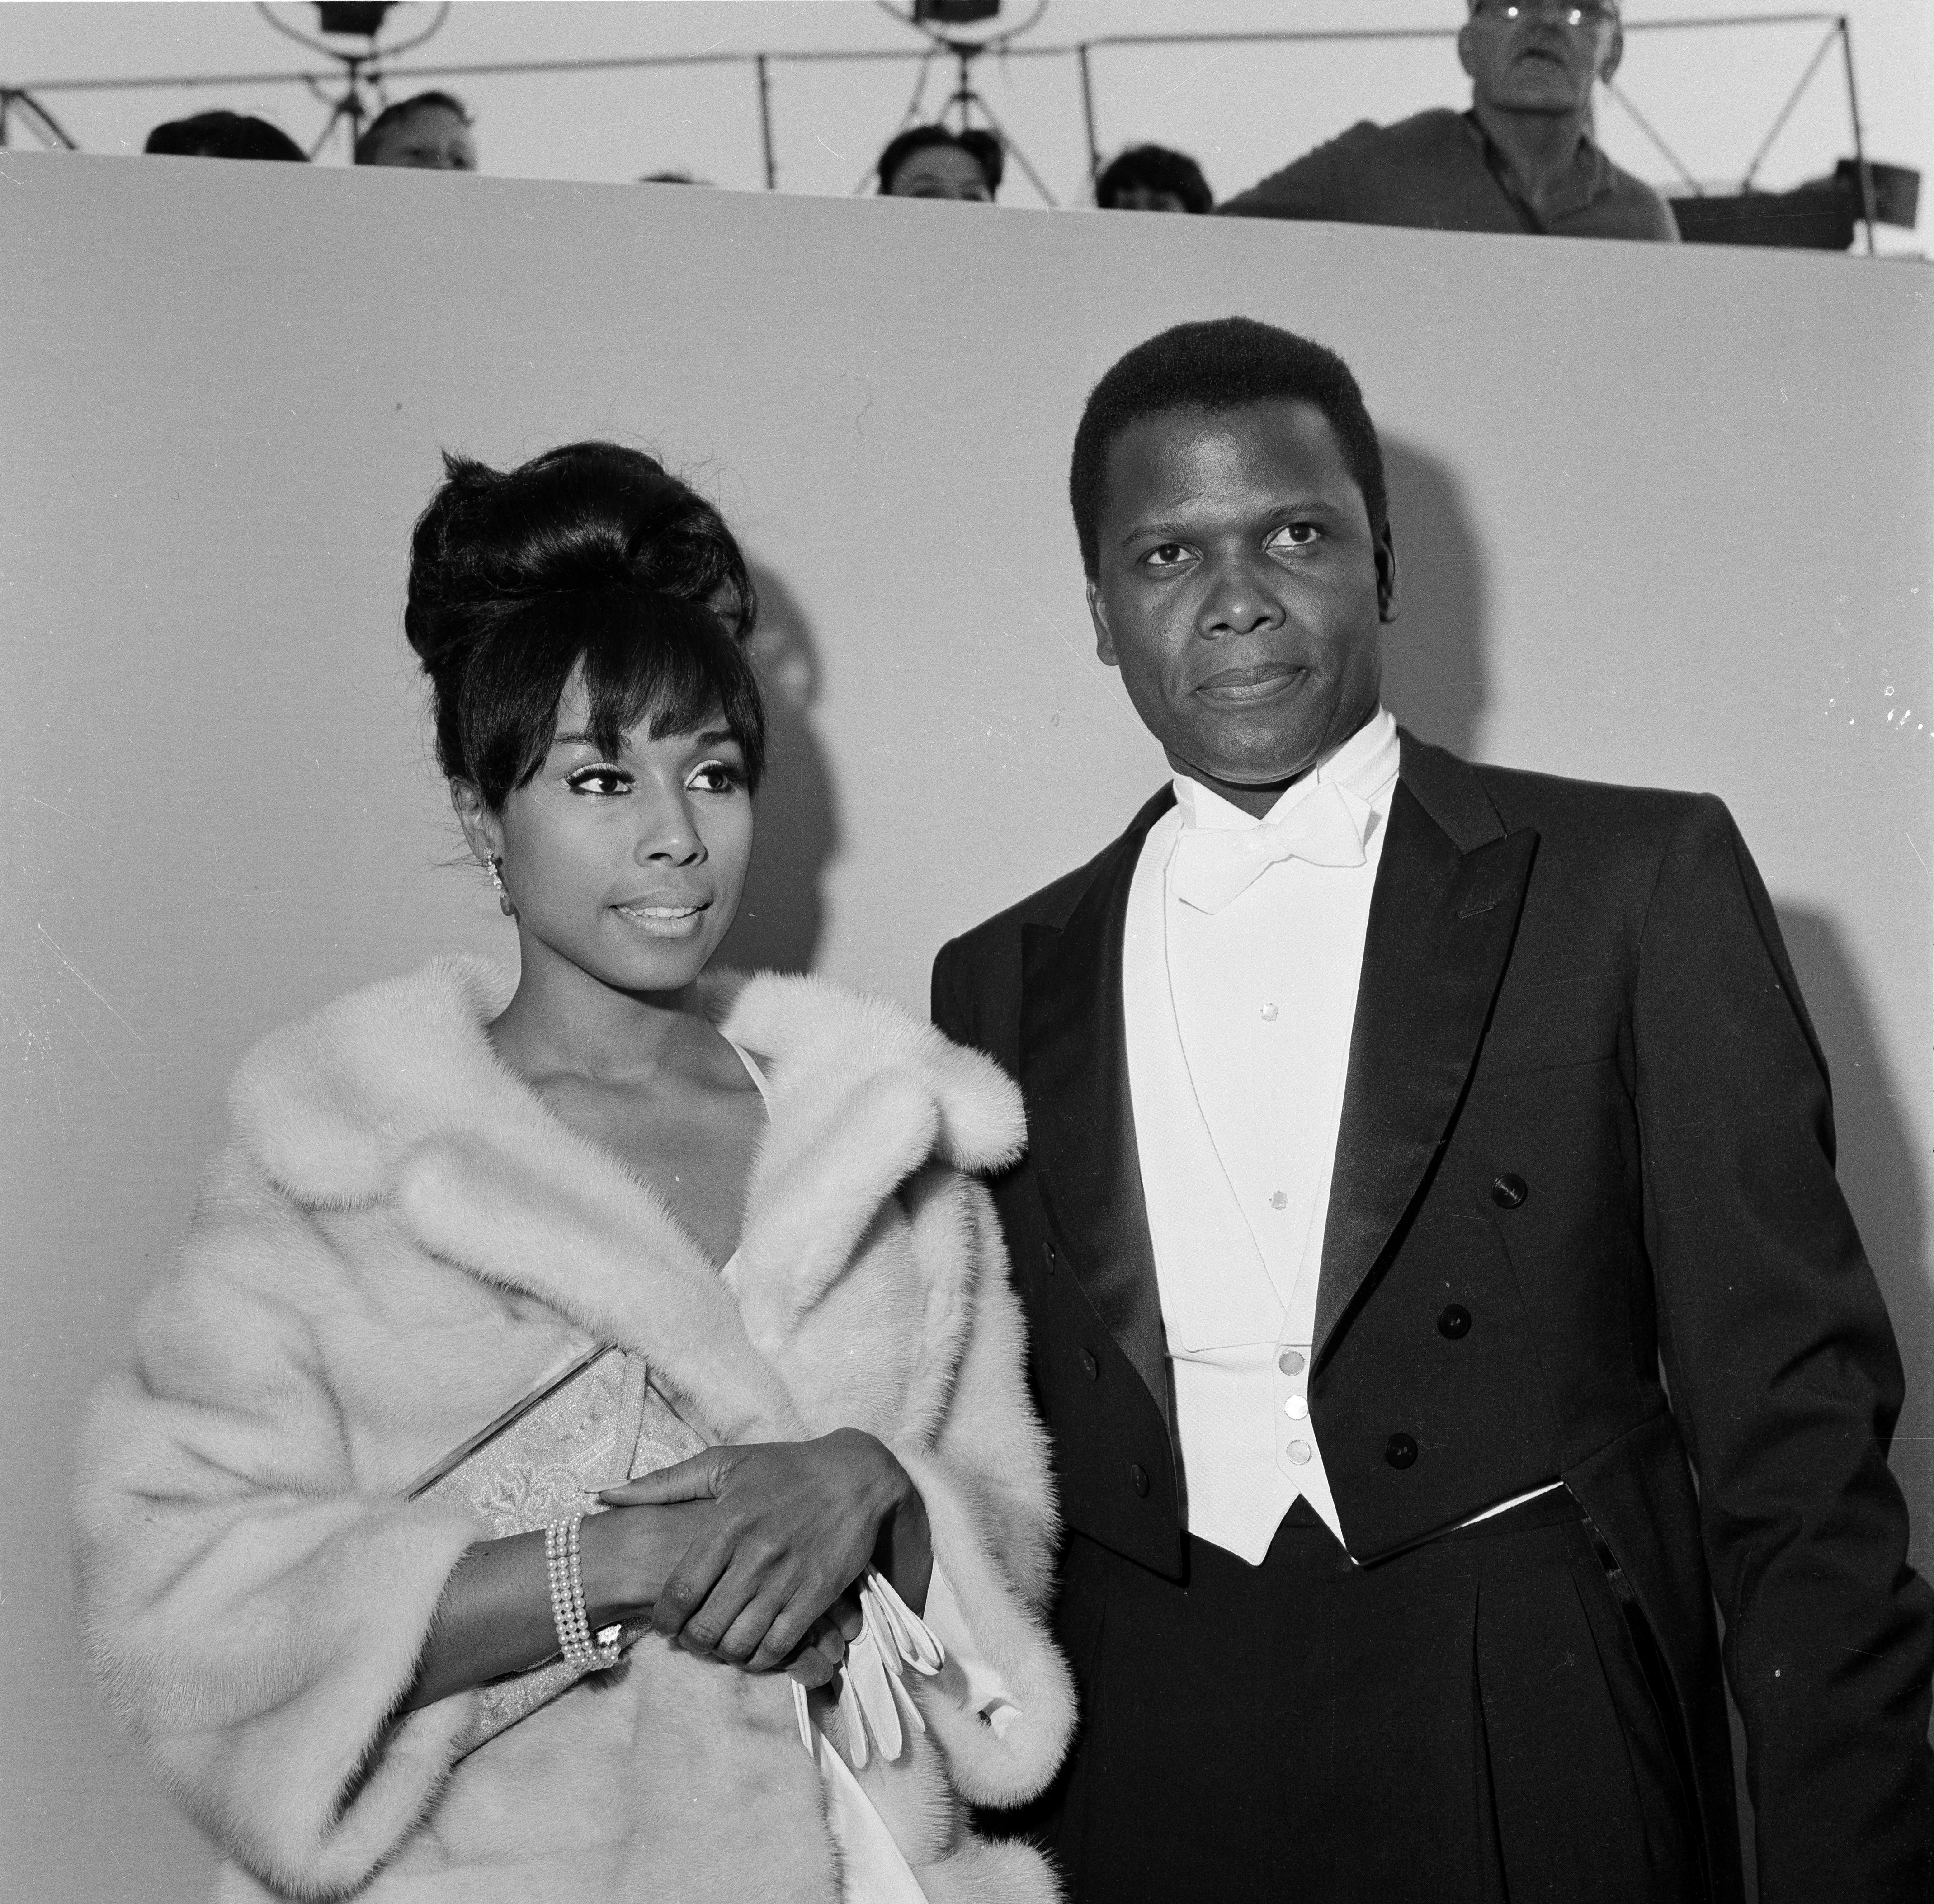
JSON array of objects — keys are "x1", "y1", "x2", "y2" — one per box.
[{"x1": 612, "y1": 897, "x2": 712, "y2": 938}]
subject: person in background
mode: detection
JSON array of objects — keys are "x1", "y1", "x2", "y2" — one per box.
[
  {"x1": 877, "y1": 124, "x2": 1003, "y2": 202},
  {"x1": 355, "y1": 89, "x2": 478, "y2": 171},
  {"x1": 144, "y1": 111, "x2": 306, "y2": 162},
  {"x1": 1220, "y1": 0, "x2": 1675, "y2": 241},
  {"x1": 1094, "y1": 144, "x2": 1213, "y2": 215}
]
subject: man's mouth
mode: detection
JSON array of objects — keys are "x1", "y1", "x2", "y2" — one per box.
[{"x1": 1194, "y1": 663, "x2": 1305, "y2": 706}]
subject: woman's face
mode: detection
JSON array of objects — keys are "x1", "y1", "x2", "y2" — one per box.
[
  {"x1": 460, "y1": 675, "x2": 754, "y2": 1000},
  {"x1": 887, "y1": 146, "x2": 992, "y2": 201}
]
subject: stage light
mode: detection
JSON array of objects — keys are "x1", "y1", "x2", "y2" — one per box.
[{"x1": 314, "y1": 3, "x2": 395, "y2": 36}]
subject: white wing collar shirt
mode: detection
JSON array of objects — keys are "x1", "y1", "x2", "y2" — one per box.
[
  {"x1": 1125, "y1": 708, "x2": 1559, "y2": 1563},
  {"x1": 1123, "y1": 708, "x2": 1398, "y2": 1563}
]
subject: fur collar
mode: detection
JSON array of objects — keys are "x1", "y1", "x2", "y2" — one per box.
[
  {"x1": 225, "y1": 957, "x2": 1025, "y2": 1442},
  {"x1": 232, "y1": 956, "x2": 1023, "y2": 1210}
]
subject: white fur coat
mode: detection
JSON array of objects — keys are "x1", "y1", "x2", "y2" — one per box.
[{"x1": 76, "y1": 957, "x2": 1073, "y2": 1904}]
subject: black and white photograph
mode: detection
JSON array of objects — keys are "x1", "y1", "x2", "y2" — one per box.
[{"x1": 4, "y1": 2, "x2": 1931, "y2": 1899}]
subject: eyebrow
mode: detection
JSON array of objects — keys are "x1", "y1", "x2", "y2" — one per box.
[
  {"x1": 1117, "y1": 498, "x2": 1350, "y2": 547},
  {"x1": 548, "y1": 727, "x2": 738, "y2": 750}
]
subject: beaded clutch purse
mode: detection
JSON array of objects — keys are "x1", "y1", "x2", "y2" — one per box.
[{"x1": 406, "y1": 1343, "x2": 707, "y2": 1758}]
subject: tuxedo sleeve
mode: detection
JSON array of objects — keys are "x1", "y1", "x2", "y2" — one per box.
[{"x1": 1634, "y1": 794, "x2": 1934, "y2": 1895}]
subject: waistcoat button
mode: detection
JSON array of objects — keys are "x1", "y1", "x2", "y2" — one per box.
[
  {"x1": 1491, "y1": 1173, "x2": 1528, "y2": 1208},
  {"x1": 1437, "y1": 1304, "x2": 1472, "y2": 1339},
  {"x1": 1129, "y1": 1463, "x2": 1150, "y2": 1497},
  {"x1": 1385, "y1": 1433, "x2": 1419, "y2": 1470},
  {"x1": 1080, "y1": 1349, "x2": 1099, "y2": 1381}
]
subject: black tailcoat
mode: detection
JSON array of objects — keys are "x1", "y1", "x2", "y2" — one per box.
[{"x1": 932, "y1": 733, "x2": 1934, "y2": 1900}]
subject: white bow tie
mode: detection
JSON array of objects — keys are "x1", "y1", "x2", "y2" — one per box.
[{"x1": 1170, "y1": 779, "x2": 1369, "y2": 914}]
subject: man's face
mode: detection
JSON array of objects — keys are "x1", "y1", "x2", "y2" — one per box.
[
  {"x1": 368, "y1": 105, "x2": 477, "y2": 171},
  {"x1": 1086, "y1": 400, "x2": 1398, "y2": 806},
  {"x1": 1459, "y1": 1, "x2": 1620, "y2": 114}
]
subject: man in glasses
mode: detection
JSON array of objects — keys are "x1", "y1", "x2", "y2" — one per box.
[{"x1": 1221, "y1": 0, "x2": 1678, "y2": 241}]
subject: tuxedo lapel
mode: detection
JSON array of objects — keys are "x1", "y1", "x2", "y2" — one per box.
[
  {"x1": 1020, "y1": 789, "x2": 1175, "y2": 1428},
  {"x1": 1312, "y1": 739, "x2": 1539, "y2": 1365}
]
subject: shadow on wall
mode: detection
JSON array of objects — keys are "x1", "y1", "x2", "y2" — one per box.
[
  {"x1": 717, "y1": 563, "x2": 841, "y2": 974},
  {"x1": 1378, "y1": 438, "x2": 1489, "y2": 760}
]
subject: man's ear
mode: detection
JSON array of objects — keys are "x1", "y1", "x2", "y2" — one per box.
[
  {"x1": 1597, "y1": 22, "x2": 1623, "y2": 85},
  {"x1": 450, "y1": 779, "x2": 504, "y2": 870},
  {"x1": 1376, "y1": 522, "x2": 1402, "y2": 625},
  {"x1": 1087, "y1": 579, "x2": 1120, "y2": 668},
  {"x1": 1455, "y1": 20, "x2": 1479, "y2": 82}
]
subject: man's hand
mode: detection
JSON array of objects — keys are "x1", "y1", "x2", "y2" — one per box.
[{"x1": 599, "y1": 1428, "x2": 931, "y2": 1673}]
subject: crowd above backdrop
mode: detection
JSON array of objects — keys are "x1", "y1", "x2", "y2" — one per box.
[{"x1": 2, "y1": 0, "x2": 1921, "y2": 252}]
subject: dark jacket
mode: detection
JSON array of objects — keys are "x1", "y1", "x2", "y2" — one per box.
[
  {"x1": 1218, "y1": 106, "x2": 1679, "y2": 242},
  {"x1": 932, "y1": 732, "x2": 1933, "y2": 1901}
]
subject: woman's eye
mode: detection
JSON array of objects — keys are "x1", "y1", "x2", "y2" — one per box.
[
  {"x1": 563, "y1": 765, "x2": 632, "y2": 796},
  {"x1": 688, "y1": 761, "x2": 745, "y2": 796},
  {"x1": 1267, "y1": 523, "x2": 1322, "y2": 552}
]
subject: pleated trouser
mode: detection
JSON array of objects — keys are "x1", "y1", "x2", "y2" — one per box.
[{"x1": 1018, "y1": 1490, "x2": 1703, "y2": 1904}]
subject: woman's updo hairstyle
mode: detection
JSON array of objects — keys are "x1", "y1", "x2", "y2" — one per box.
[{"x1": 406, "y1": 440, "x2": 766, "y2": 809}]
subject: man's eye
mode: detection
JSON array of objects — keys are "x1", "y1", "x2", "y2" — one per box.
[
  {"x1": 1140, "y1": 542, "x2": 1192, "y2": 570},
  {"x1": 1267, "y1": 523, "x2": 1322, "y2": 552},
  {"x1": 564, "y1": 766, "x2": 631, "y2": 796}
]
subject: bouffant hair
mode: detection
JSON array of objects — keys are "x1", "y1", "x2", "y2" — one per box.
[
  {"x1": 405, "y1": 441, "x2": 765, "y2": 810},
  {"x1": 1067, "y1": 317, "x2": 1388, "y2": 581}
]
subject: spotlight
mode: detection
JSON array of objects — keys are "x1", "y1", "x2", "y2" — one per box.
[{"x1": 314, "y1": 3, "x2": 395, "y2": 35}]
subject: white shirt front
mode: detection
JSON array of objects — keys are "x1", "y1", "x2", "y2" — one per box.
[{"x1": 1123, "y1": 709, "x2": 1400, "y2": 1561}]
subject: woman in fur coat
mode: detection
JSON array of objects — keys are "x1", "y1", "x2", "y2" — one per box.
[{"x1": 76, "y1": 442, "x2": 1074, "y2": 1903}]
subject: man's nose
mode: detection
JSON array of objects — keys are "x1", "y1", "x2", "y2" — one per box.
[{"x1": 1199, "y1": 557, "x2": 1284, "y2": 638}]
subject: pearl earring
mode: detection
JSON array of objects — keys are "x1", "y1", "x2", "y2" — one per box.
[{"x1": 487, "y1": 856, "x2": 515, "y2": 917}]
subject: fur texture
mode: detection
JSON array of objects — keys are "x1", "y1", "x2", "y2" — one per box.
[{"x1": 77, "y1": 957, "x2": 1072, "y2": 1902}]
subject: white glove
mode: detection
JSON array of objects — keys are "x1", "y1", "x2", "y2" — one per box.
[{"x1": 792, "y1": 1568, "x2": 944, "y2": 1767}]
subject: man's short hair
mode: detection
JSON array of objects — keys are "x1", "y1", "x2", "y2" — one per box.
[
  {"x1": 354, "y1": 90, "x2": 472, "y2": 165},
  {"x1": 1095, "y1": 144, "x2": 1214, "y2": 215},
  {"x1": 1068, "y1": 317, "x2": 1388, "y2": 580},
  {"x1": 875, "y1": 123, "x2": 1004, "y2": 196},
  {"x1": 144, "y1": 111, "x2": 306, "y2": 162}
]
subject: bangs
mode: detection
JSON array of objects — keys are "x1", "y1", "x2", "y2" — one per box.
[{"x1": 462, "y1": 588, "x2": 767, "y2": 807}]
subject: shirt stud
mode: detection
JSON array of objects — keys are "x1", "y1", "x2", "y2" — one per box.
[
  {"x1": 1260, "y1": 1002, "x2": 1279, "y2": 1022},
  {"x1": 1269, "y1": 1190, "x2": 1288, "y2": 1210}
]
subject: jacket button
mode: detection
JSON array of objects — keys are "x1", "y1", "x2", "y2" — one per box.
[
  {"x1": 1437, "y1": 1304, "x2": 1472, "y2": 1340},
  {"x1": 1491, "y1": 1173, "x2": 1528, "y2": 1208},
  {"x1": 1080, "y1": 1349, "x2": 1099, "y2": 1381},
  {"x1": 1385, "y1": 1433, "x2": 1419, "y2": 1470},
  {"x1": 1129, "y1": 1463, "x2": 1150, "y2": 1497},
  {"x1": 1042, "y1": 1241, "x2": 1057, "y2": 1274}
]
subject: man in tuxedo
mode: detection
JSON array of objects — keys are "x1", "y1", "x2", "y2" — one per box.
[{"x1": 931, "y1": 317, "x2": 1934, "y2": 1902}]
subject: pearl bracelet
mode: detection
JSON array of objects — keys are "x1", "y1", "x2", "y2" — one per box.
[{"x1": 544, "y1": 1512, "x2": 621, "y2": 1671}]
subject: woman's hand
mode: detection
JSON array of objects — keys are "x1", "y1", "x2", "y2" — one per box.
[
  {"x1": 599, "y1": 1428, "x2": 932, "y2": 1674},
  {"x1": 402, "y1": 1499, "x2": 714, "y2": 1713}
]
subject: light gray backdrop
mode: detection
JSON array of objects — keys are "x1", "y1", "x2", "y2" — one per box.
[{"x1": 3, "y1": 152, "x2": 1929, "y2": 1899}]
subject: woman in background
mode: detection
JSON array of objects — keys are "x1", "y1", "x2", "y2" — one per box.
[{"x1": 76, "y1": 442, "x2": 1071, "y2": 1902}]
